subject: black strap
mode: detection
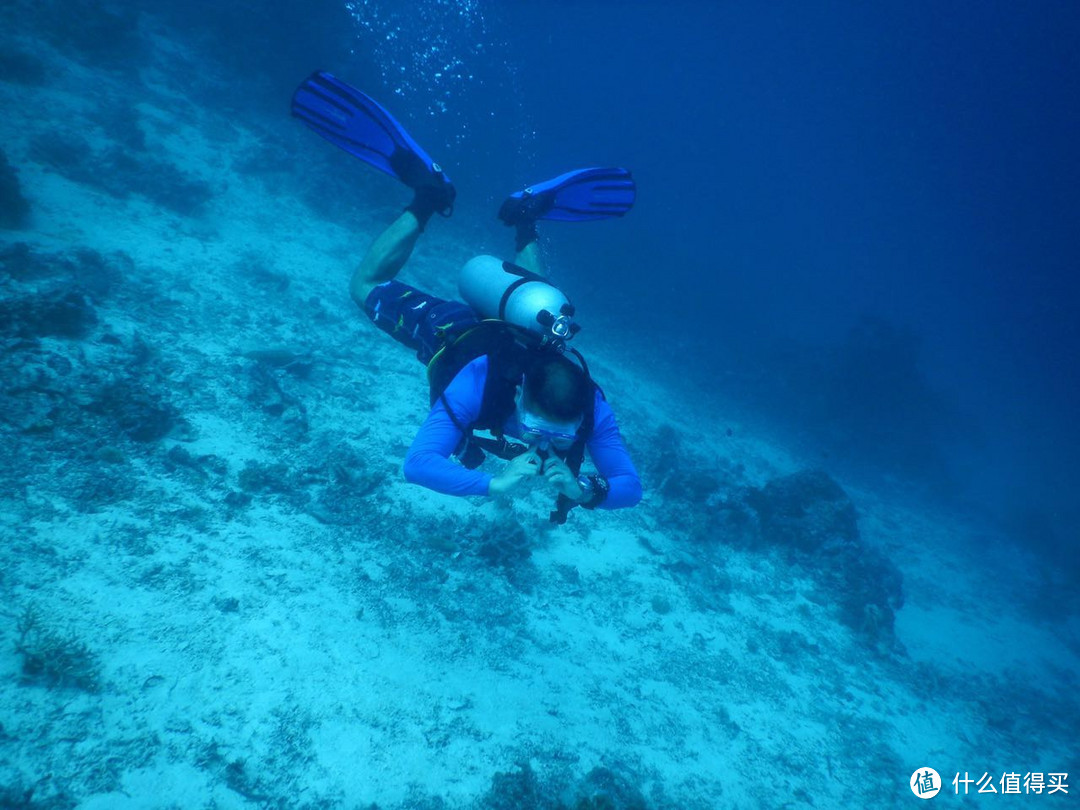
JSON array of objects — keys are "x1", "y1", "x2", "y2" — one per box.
[
  {"x1": 579, "y1": 474, "x2": 610, "y2": 509},
  {"x1": 566, "y1": 347, "x2": 592, "y2": 385},
  {"x1": 473, "y1": 435, "x2": 529, "y2": 460},
  {"x1": 439, "y1": 391, "x2": 468, "y2": 434},
  {"x1": 550, "y1": 494, "x2": 575, "y2": 525},
  {"x1": 496, "y1": 261, "x2": 550, "y2": 321},
  {"x1": 497, "y1": 277, "x2": 530, "y2": 321},
  {"x1": 438, "y1": 391, "x2": 530, "y2": 468}
]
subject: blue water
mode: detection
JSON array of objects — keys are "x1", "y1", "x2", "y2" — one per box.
[{"x1": 502, "y1": 1, "x2": 1080, "y2": 536}]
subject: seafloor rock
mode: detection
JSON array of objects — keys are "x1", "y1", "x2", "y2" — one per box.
[
  {"x1": 0, "y1": 244, "x2": 157, "y2": 447},
  {"x1": 30, "y1": 132, "x2": 214, "y2": 215},
  {"x1": 0, "y1": 324, "x2": 181, "y2": 452},
  {"x1": 301, "y1": 439, "x2": 384, "y2": 524},
  {"x1": 476, "y1": 523, "x2": 532, "y2": 569},
  {"x1": 64, "y1": 461, "x2": 141, "y2": 511},
  {"x1": 229, "y1": 438, "x2": 388, "y2": 521},
  {"x1": 84, "y1": 378, "x2": 177, "y2": 443},
  {"x1": 648, "y1": 423, "x2": 726, "y2": 504},
  {"x1": 238, "y1": 461, "x2": 293, "y2": 495},
  {"x1": 743, "y1": 469, "x2": 859, "y2": 553},
  {"x1": 67, "y1": 247, "x2": 130, "y2": 299},
  {"x1": 245, "y1": 361, "x2": 309, "y2": 437},
  {"x1": 484, "y1": 761, "x2": 544, "y2": 809},
  {"x1": 0, "y1": 148, "x2": 31, "y2": 228},
  {"x1": 571, "y1": 766, "x2": 651, "y2": 809},
  {"x1": 0, "y1": 341, "x2": 77, "y2": 433},
  {"x1": 482, "y1": 760, "x2": 653, "y2": 810},
  {"x1": 1, "y1": 242, "x2": 129, "y2": 298},
  {"x1": 15, "y1": 604, "x2": 101, "y2": 692},
  {"x1": 732, "y1": 469, "x2": 905, "y2": 649},
  {"x1": 0, "y1": 288, "x2": 97, "y2": 339},
  {"x1": 164, "y1": 445, "x2": 228, "y2": 480},
  {"x1": 0, "y1": 327, "x2": 185, "y2": 514}
]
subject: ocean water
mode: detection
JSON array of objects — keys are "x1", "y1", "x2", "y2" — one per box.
[{"x1": 1, "y1": 0, "x2": 1077, "y2": 807}]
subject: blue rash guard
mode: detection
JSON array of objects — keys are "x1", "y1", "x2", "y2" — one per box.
[{"x1": 403, "y1": 356, "x2": 642, "y2": 509}]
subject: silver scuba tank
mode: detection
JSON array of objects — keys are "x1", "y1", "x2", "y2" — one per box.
[{"x1": 459, "y1": 255, "x2": 580, "y2": 343}]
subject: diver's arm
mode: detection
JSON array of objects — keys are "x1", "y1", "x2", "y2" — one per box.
[
  {"x1": 403, "y1": 402, "x2": 493, "y2": 496},
  {"x1": 584, "y1": 395, "x2": 642, "y2": 509},
  {"x1": 402, "y1": 358, "x2": 494, "y2": 496}
]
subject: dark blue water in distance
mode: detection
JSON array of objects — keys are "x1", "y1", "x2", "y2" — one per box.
[
  {"x1": 163, "y1": 0, "x2": 1079, "y2": 561},
  {"x1": 502, "y1": 2, "x2": 1080, "y2": 538}
]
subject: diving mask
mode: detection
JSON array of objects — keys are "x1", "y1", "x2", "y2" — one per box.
[{"x1": 515, "y1": 388, "x2": 581, "y2": 451}]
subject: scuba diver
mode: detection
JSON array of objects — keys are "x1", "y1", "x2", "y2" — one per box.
[{"x1": 292, "y1": 71, "x2": 642, "y2": 524}]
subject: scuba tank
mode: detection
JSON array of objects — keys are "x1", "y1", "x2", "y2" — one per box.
[{"x1": 459, "y1": 255, "x2": 580, "y2": 345}]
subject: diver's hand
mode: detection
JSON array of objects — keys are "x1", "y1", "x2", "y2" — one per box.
[
  {"x1": 489, "y1": 449, "x2": 543, "y2": 496},
  {"x1": 541, "y1": 455, "x2": 585, "y2": 501}
]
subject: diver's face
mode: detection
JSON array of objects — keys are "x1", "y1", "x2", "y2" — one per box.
[{"x1": 515, "y1": 387, "x2": 581, "y2": 452}]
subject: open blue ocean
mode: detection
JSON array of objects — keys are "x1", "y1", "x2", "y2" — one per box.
[{"x1": 1, "y1": 1, "x2": 1077, "y2": 807}]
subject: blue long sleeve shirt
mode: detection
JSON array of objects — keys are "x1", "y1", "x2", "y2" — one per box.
[{"x1": 403, "y1": 356, "x2": 642, "y2": 509}]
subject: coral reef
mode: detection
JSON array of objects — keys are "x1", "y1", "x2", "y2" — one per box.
[
  {"x1": 238, "y1": 461, "x2": 293, "y2": 495},
  {"x1": 476, "y1": 522, "x2": 532, "y2": 569},
  {"x1": 0, "y1": 244, "x2": 192, "y2": 513},
  {"x1": 637, "y1": 421, "x2": 745, "y2": 544},
  {"x1": 0, "y1": 288, "x2": 97, "y2": 339},
  {"x1": 228, "y1": 435, "x2": 386, "y2": 525},
  {"x1": 483, "y1": 761, "x2": 545, "y2": 809},
  {"x1": 728, "y1": 469, "x2": 905, "y2": 648},
  {"x1": 1, "y1": 334, "x2": 179, "y2": 446},
  {"x1": 569, "y1": 767, "x2": 650, "y2": 810},
  {"x1": 1, "y1": 242, "x2": 127, "y2": 296},
  {"x1": 743, "y1": 469, "x2": 858, "y2": 554},
  {"x1": 84, "y1": 377, "x2": 178, "y2": 443},
  {"x1": 481, "y1": 761, "x2": 653, "y2": 810},
  {"x1": 245, "y1": 360, "x2": 309, "y2": 438},
  {"x1": 14, "y1": 605, "x2": 101, "y2": 692},
  {"x1": 647, "y1": 424, "x2": 727, "y2": 506}
]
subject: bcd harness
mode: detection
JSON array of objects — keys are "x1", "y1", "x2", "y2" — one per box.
[{"x1": 425, "y1": 320, "x2": 604, "y2": 524}]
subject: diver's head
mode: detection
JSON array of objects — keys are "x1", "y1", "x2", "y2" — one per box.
[{"x1": 517, "y1": 353, "x2": 590, "y2": 450}]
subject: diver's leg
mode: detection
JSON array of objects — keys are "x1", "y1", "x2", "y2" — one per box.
[
  {"x1": 349, "y1": 211, "x2": 421, "y2": 307},
  {"x1": 511, "y1": 222, "x2": 546, "y2": 278},
  {"x1": 498, "y1": 167, "x2": 636, "y2": 279},
  {"x1": 356, "y1": 187, "x2": 475, "y2": 364},
  {"x1": 497, "y1": 186, "x2": 544, "y2": 277},
  {"x1": 349, "y1": 186, "x2": 451, "y2": 307}
]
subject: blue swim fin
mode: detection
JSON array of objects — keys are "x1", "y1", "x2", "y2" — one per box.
[
  {"x1": 291, "y1": 71, "x2": 454, "y2": 211},
  {"x1": 498, "y1": 167, "x2": 636, "y2": 224}
]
